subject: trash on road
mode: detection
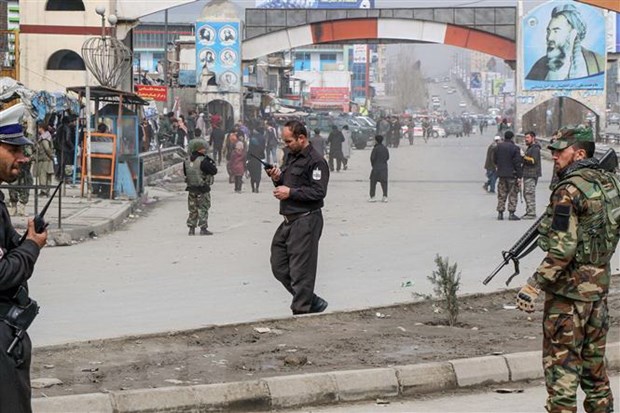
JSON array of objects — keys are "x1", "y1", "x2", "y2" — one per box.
[
  {"x1": 254, "y1": 327, "x2": 271, "y2": 334},
  {"x1": 495, "y1": 388, "x2": 524, "y2": 394},
  {"x1": 503, "y1": 304, "x2": 517, "y2": 310},
  {"x1": 401, "y1": 280, "x2": 414, "y2": 288}
]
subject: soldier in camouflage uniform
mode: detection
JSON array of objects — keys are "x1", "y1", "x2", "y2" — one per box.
[
  {"x1": 516, "y1": 128, "x2": 617, "y2": 413},
  {"x1": 522, "y1": 131, "x2": 542, "y2": 219},
  {"x1": 184, "y1": 139, "x2": 217, "y2": 235},
  {"x1": 8, "y1": 144, "x2": 33, "y2": 216},
  {"x1": 493, "y1": 130, "x2": 523, "y2": 220}
]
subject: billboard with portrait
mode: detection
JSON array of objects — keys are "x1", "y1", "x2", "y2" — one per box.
[
  {"x1": 195, "y1": 21, "x2": 241, "y2": 93},
  {"x1": 256, "y1": 0, "x2": 374, "y2": 9},
  {"x1": 522, "y1": 2, "x2": 606, "y2": 91}
]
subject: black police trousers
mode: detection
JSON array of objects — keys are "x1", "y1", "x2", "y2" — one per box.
[
  {"x1": 0, "y1": 322, "x2": 32, "y2": 413},
  {"x1": 270, "y1": 210, "x2": 323, "y2": 314}
]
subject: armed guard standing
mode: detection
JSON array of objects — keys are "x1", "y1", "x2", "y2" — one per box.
[
  {"x1": 494, "y1": 130, "x2": 523, "y2": 220},
  {"x1": 522, "y1": 131, "x2": 542, "y2": 219},
  {"x1": 266, "y1": 120, "x2": 330, "y2": 315},
  {"x1": 184, "y1": 139, "x2": 217, "y2": 236},
  {"x1": 516, "y1": 128, "x2": 617, "y2": 413},
  {"x1": 0, "y1": 105, "x2": 48, "y2": 413}
]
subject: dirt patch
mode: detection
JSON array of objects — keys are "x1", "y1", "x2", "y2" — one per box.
[{"x1": 31, "y1": 278, "x2": 620, "y2": 398}]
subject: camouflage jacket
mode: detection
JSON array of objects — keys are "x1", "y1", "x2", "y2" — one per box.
[{"x1": 534, "y1": 160, "x2": 620, "y2": 301}]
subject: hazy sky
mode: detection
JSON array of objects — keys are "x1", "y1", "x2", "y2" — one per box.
[{"x1": 142, "y1": 0, "x2": 548, "y2": 22}]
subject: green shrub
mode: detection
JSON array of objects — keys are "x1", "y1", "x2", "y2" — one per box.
[{"x1": 427, "y1": 254, "x2": 461, "y2": 326}]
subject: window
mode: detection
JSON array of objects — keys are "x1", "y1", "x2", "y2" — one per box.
[
  {"x1": 45, "y1": 0, "x2": 85, "y2": 11},
  {"x1": 294, "y1": 53, "x2": 311, "y2": 72},
  {"x1": 46, "y1": 50, "x2": 85, "y2": 70}
]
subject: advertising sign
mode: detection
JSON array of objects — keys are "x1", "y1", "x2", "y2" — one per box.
[
  {"x1": 134, "y1": 85, "x2": 167, "y2": 102},
  {"x1": 309, "y1": 87, "x2": 350, "y2": 103},
  {"x1": 522, "y1": 2, "x2": 606, "y2": 91},
  {"x1": 256, "y1": 0, "x2": 374, "y2": 8},
  {"x1": 353, "y1": 45, "x2": 367, "y2": 64},
  {"x1": 470, "y1": 72, "x2": 481, "y2": 89},
  {"x1": 195, "y1": 21, "x2": 241, "y2": 92}
]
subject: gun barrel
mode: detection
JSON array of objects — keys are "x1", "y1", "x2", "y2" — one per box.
[{"x1": 483, "y1": 259, "x2": 509, "y2": 285}]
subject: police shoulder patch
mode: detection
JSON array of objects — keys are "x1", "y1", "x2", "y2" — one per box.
[
  {"x1": 312, "y1": 168, "x2": 321, "y2": 180},
  {"x1": 551, "y1": 204, "x2": 571, "y2": 232}
]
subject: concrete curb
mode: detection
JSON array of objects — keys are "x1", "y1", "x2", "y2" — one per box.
[{"x1": 32, "y1": 345, "x2": 620, "y2": 412}]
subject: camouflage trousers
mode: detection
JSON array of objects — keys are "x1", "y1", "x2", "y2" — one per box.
[
  {"x1": 187, "y1": 191, "x2": 211, "y2": 228},
  {"x1": 9, "y1": 168, "x2": 33, "y2": 205},
  {"x1": 496, "y1": 177, "x2": 519, "y2": 213},
  {"x1": 542, "y1": 294, "x2": 613, "y2": 413},
  {"x1": 523, "y1": 177, "x2": 538, "y2": 217}
]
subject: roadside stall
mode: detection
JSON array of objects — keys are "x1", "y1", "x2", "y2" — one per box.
[{"x1": 67, "y1": 86, "x2": 148, "y2": 199}]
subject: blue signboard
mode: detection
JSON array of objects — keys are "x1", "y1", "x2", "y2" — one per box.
[
  {"x1": 522, "y1": 2, "x2": 606, "y2": 91},
  {"x1": 256, "y1": 0, "x2": 374, "y2": 8},
  {"x1": 616, "y1": 12, "x2": 620, "y2": 53},
  {"x1": 195, "y1": 21, "x2": 241, "y2": 93}
]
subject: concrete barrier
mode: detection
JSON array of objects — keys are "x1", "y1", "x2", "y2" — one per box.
[
  {"x1": 395, "y1": 362, "x2": 457, "y2": 396},
  {"x1": 32, "y1": 393, "x2": 113, "y2": 413},
  {"x1": 264, "y1": 373, "x2": 337, "y2": 408},
  {"x1": 504, "y1": 350, "x2": 543, "y2": 381},
  {"x1": 450, "y1": 355, "x2": 510, "y2": 387},
  {"x1": 330, "y1": 368, "x2": 399, "y2": 402}
]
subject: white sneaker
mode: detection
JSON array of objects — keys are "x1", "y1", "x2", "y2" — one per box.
[
  {"x1": 382, "y1": 196, "x2": 388, "y2": 203},
  {"x1": 368, "y1": 197, "x2": 376, "y2": 203}
]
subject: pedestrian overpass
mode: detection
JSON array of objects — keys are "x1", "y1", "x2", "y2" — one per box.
[{"x1": 242, "y1": 7, "x2": 517, "y2": 62}]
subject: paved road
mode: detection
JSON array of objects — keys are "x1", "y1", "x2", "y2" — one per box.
[
  {"x1": 279, "y1": 375, "x2": 620, "y2": 413},
  {"x1": 31, "y1": 132, "x2": 560, "y2": 346}
]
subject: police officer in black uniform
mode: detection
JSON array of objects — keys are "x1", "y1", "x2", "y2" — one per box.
[
  {"x1": 0, "y1": 106, "x2": 48, "y2": 413},
  {"x1": 267, "y1": 120, "x2": 330, "y2": 315}
]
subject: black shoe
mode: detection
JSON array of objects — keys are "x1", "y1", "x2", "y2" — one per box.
[
  {"x1": 200, "y1": 227, "x2": 213, "y2": 235},
  {"x1": 497, "y1": 212, "x2": 503, "y2": 221},
  {"x1": 309, "y1": 295, "x2": 328, "y2": 314},
  {"x1": 188, "y1": 227, "x2": 195, "y2": 236},
  {"x1": 508, "y1": 213, "x2": 520, "y2": 221}
]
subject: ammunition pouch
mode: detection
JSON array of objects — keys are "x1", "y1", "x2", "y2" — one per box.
[{"x1": 1, "y1": 286, "x2": 39, "y2": 333}]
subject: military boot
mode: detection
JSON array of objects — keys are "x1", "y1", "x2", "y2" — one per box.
[
  {"x1": 508, "y1": 212, "x2": 520, "y2": 221},
  {"x1": 497, "y1": 212, "x2": 503, "y2": 221},
  {"x1": 8, "y1": 202, "x2": 17, "y2": 216},
  {"x1": 200, "y1": 226, "x2": 213, "y2": 236},
  {"x1": 17, "y1": 203, "x2": 26, "y2": 216},
  {"x1": 188, "y1": 227, "x2": 196, "y2": 236}
]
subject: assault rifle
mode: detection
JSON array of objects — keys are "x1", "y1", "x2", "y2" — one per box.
[
  {"x1": 19, "y1": 180, "x2": 63, "y2": 244},
  {"x1": 483, "y1": 147, "x2": 618, "y2": 286}
]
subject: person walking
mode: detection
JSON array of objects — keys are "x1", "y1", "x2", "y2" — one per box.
[
  {"x1": 341, "y1": 125, "x2": 352, "y2": 171},
  {"x1": 369, "y1": 135, "x2": 389, "y2": 202},
  {"x1": 0, "y1": 107, "x2": 48, "y2": 413},
  {"x1": 493, "y1": 130, "x2": 522, "y2": 220},
  {"x1": 183, "y1": 139, "x2": 217, "y2": 236},
  {"x1": 522, "y1": 131, "x2": 542, "y2": 219},
  {"x1": 483, "y1": 136, "x2": 500, "y2": 193},
  {"x1": 33, "y1": 123, "x2": 55, "y2": 198},
  {"x1": 327, "y1": 125, "x2": 344, "y2": 172},
  {"x1": 247, "y1": 127, "x2": 266, "y2": 193},
  {"x1": 229, "y1": 141, "x2": 246, "y2": 193},
  {"x1": 265, "y1": 121, "x2": 279, "y2": 165},
  {"x1": 210, "y1": 121, "x2": 225, "y2": 165},
  {"x1": 516, "y1": 128, "x2": 617, "y2": 413},
  {"x1": 309, "y1": 128, "x2": 326, "y2": 158},
  {"x1": 195, "y1": 113, "x2": 207, "y2": 139},
  {"x1": 266, "y1": 120, "x2": 330, "y2": 315}
]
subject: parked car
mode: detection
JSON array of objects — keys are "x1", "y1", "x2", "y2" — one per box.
[
  {"x1": 304, "y1": 113, "x2": 371, "y2": 149},
  {"x1": 441, "y1": 119, "x2": 464, "y2": 137}
]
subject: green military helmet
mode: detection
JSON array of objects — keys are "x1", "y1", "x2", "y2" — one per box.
[
  {"x1": 188, "y1": 138, "x2": 208, "y2": 153},
  {"x1": 548, "y1": 127, "x2": 594, "y2": 151}
]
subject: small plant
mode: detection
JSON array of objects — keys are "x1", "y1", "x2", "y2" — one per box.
[{"x1": 427, "y1": 254, "x2": 461, "y2": 326}]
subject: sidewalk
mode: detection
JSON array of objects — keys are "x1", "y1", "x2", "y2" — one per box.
[
  {"x1": 32, "y1": 342, "x2": 620, "y2": 412},
  {"x1": 8, "y1": 183, "x2": 142, "y2": 246}
]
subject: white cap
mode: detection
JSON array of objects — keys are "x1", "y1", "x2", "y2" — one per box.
[
  {"x1": 0, "y1": 103, "x2": 33, "y2": 146},
  {"x1": 494, "y1": 135, "x2": 501, "y2": 141}
]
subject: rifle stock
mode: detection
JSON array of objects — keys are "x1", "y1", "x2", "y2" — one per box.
[{"x1": 484, "y1": 147, "x2": 618, "y2": 285}]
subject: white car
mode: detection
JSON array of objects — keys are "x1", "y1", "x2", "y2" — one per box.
[{"x1": 459, "y1": 102, "x2": 467, "y2": 108}]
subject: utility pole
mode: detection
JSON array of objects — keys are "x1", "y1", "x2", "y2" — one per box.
[{"x1": 164, "y1": 9, "x2": 170, "y2": 111}]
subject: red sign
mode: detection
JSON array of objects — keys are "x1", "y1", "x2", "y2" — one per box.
[
  {"x1": 309, "y1": 87, "x2": 350, "y2": 103},
  {"x1": 135, "y1": 85, "x2": 167, "y2": 102}
]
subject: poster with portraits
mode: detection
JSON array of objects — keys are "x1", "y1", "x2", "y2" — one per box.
[
  {"x1": 522, "y1": 1, "x2": 606, "y2": 91},
  {"x1": 195, "y1": 21, "x2": 241, "y2": 92}
]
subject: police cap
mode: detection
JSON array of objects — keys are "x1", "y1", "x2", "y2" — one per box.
[{"x1": 0, "y1": 103, "x2": 34, "y2": 146}]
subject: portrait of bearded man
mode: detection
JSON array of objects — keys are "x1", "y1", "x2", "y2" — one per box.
[{"x1": 526, "y1": 3, "x2": 605, "y2": 81}]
